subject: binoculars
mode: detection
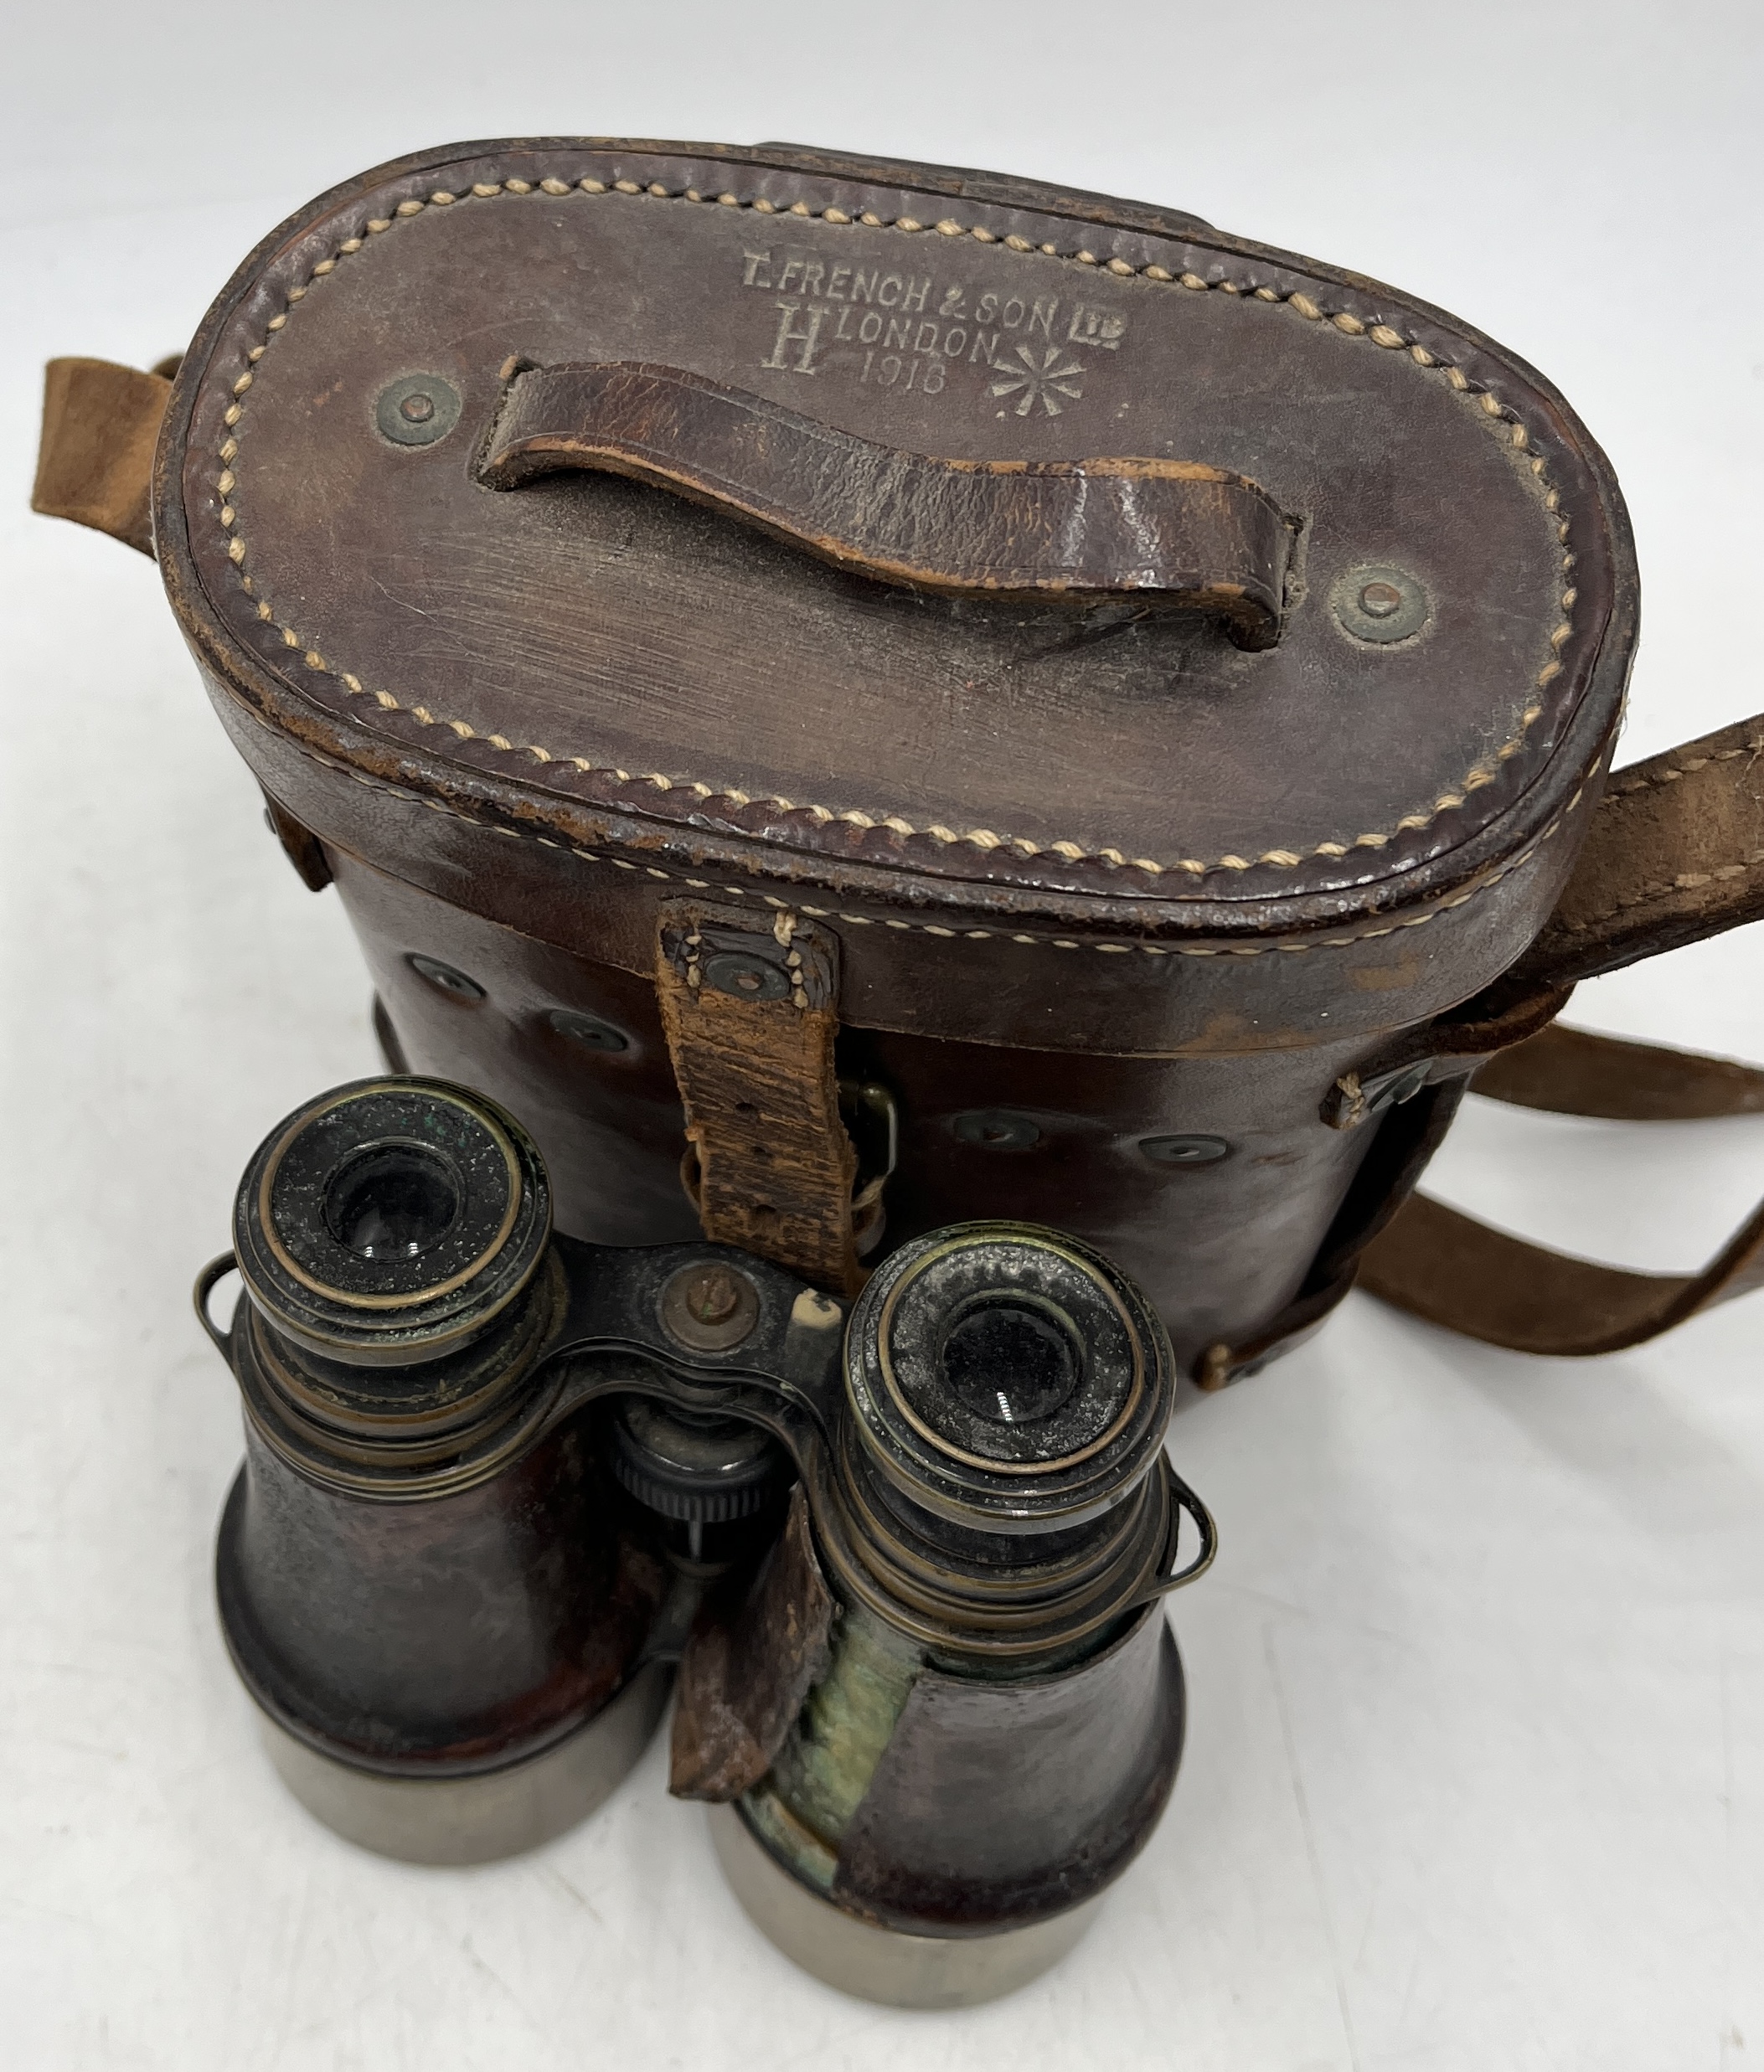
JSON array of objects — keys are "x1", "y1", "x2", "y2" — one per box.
[{"x1": 197, "y1": 1075, "x2": 1214, "y2": 2008}]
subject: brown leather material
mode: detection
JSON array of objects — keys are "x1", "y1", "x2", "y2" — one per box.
[
  {"x1": 832, "y1": 1602, "x2": 1182, "y2": 1932},
  {"x1": 70, "y1": 137, "x2": 1679, "y2": 1378},
  {"x1": 219, "y1": 1402, "x2": 668, "y2": 1772},
  {"x1": 1473, "y1": 1023, "x2": 1764, "y2": 1120},
  {"x1": 371, "y1": 993, "x2": 410, "y2": 1074},
  {"x1": 1354, "y1": 711, "x2": 1764, "y2": 1355},
  {"x1": 1197, "y1": 1075, "x2": 1469, "y2": 1387},
  {"x1": 478, "y1": 361, "x2": 1292, "y2": 645},
  {"x1": 32, "y1": 357, "x2": 171, "y2": 556},
  {"x1": 1359, "y1": 1189, "x2": 1764, "y2": 1358},
  {"x1": 1360, "y1": 1017, "x2": 1764, "y2": 1353},
  {"x1": 328, "y1": 848, "x2": 1385, "y2": 1370},
  {"x1": 655, "y1": 903, "x2": 863, "y2": 1293},
  {"x1": 201, "y1": 687, "x2": 1611, "y2": 1060},
  {"x1": 260, "y1": 790, "x2": 333, "y2": 892},
  {"x1": 1507, "y1": 710, "x2": 1764, "y2": 991},
  {"x1": 158, "y1": 139, "x2": 1630, "y2": 927},
  {"x1": 670, "y1": 1487, "x2": 835, "y2": 1801},
  {"x1": 1321, "y1": 980, "x2": 1574, "y2": 1130}
]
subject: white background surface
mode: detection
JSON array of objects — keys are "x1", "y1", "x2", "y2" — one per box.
[{"x1": 3, "y1": 3, "x2": 1762, "y2": 2065}]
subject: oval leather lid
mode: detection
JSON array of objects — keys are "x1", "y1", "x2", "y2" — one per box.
[{"x1": 168, "y1": 140, "x2": 1630, "y2": 920}]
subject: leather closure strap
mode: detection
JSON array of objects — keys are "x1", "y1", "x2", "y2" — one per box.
[
  {"x1": 477, "y1": 361, "x2": 1293, "y2": 647},
  {"x1": 32, "y1": 357, "x2": 173, "y2": 558},
  {"x1": 655, "y1": 902, "x2": 864, "y2": 1296}
]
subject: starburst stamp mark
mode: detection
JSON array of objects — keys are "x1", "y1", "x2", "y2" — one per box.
[{"x1": 988, "y1": 345, "x2": 1086, "y2": 417}]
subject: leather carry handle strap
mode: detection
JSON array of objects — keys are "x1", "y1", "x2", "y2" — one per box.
[
  {"x1": 31, "y1": 357, "x2": 174, "y2": 557},
  {"x1": 477, "y1": 361, "x2": 1293, "y2": 648}
]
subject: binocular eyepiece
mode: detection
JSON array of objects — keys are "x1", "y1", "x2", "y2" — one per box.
[{"x1": 200, "y1": 1077, "x2": 1213, "y2": 2008}]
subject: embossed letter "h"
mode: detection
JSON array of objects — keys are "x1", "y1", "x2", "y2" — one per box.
[{"x1": 761, "y1": 302, "x2": 826, "y2": 376}]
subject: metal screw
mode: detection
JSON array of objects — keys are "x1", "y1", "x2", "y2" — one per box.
[
  {"x1": 1358, "y1": 580, "x2": 1403, "y2": 619},
  {"x1": 399, "y1": 391, "x2": 436, "y2": 424},
  {"x1": 685, "y1": 1267, "x2": 741, "y2": 1326},
  {"x1": 658, "y1": 1260, "x2": 761, "y2": 1353}
]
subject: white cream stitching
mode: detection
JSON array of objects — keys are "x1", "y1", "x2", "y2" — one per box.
[
  {"x1": 219, "y1": 167, "x2": 1578, "y2": 882},
  {"x1": 306, "y1": 738, "x2": 1581, "y2": 958}
]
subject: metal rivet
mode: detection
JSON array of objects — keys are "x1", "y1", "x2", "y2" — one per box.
[
  {"x1": 1139, "y1": 1134, "x2": 1231, "y2": 1167},
  {"x1": 544, "y1": 1008, "x2": 629, "y2": 1053},
  {"x1": 407, "y1": 953, "x2": 484, "y2": 1000},
  {"x1": 951, "y1": 1110, "x2": 1042, "y2": 1150},
  {"x1": 701, "y1": 951, "x2": 791, "y2": 1002},
  {"x1": 1331, "y1": 563, "x2": 1431, "y2": 644},
  {"x1": 375, "y1": 373, "x2": 462, "y2": 447}
]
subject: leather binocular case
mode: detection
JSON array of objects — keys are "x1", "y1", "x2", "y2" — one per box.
[
  {"x1": 199, "y1": 1076, "x2": 1213, "y2": 2007},
  {"x1": 36, "y1": 138, "x2": 1764, "y2": 1380}
]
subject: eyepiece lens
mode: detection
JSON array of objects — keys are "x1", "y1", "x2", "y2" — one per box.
[
  {"x1": 938, "y1": 1297, "x2": 1081, "y2": 1426},
  {"x1": 322, "y1": 1145, "x2": 461, "y2": 1261}
]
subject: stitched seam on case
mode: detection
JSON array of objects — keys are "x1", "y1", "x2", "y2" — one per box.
[
  {"x1": 297, "y1": 736, "x2": 1584, "y2": 958},
  {"x1": 213, "y1": 170, "x2": 1580, "y2": 883}
]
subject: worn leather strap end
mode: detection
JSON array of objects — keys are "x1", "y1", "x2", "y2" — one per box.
[
  {"x1": 670, "y1": 1487, "x2": 834, "y2": 1801},
  {"x1": 655, "y1": 901, "x2": 864, "y2": 1295},
  {"x1": 1360, "y1": 704, "x2": 1764, "y2": 1359},
  {"x1": 31, "y1": 358, "x2": 173, "y2": 557},
  {"x1": 1321, "y1": 982, "x2": 1573, "y2": 1131}
]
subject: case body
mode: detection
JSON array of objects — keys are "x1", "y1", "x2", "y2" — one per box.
[{"x1": 153, "y1": 139, "x2": 1637, "y2": 1374}]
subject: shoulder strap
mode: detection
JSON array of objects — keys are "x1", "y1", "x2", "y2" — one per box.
[
  {"x1": 31, "y1": 358, "x2": 173, "y2": 557},
  {"x1": 1359, "y1": 1182, "x2": 1764, "y2": 1358},
  {"x1": 1360, "y1": 710, "x2": 1764, "y2": 1355},
  {"x1": 1506, "y1": 709, "x2": 1764, "y2": 989},
  {"x1": 1472, "y1": 1020, "x2": 1764, "y2": 1120}
]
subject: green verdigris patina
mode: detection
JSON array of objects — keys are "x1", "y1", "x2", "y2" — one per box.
[{"x1": 741, "y1": 1600, "x2": 921, "y2": 1891}]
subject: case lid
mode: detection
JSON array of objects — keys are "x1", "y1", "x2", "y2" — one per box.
[{"x1": 162, "y1": 139, "x2": 1632, "y2": 952}]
